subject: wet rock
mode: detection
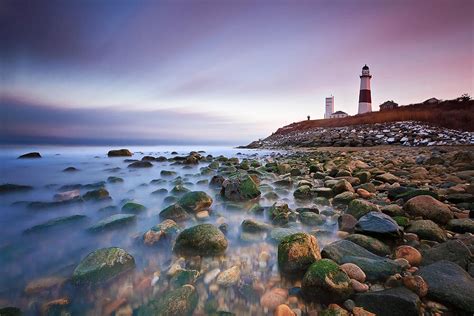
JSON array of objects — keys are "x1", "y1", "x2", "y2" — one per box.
[
  {"x1": 354, "y1": 287, "x2": 421, "y2": 316},
  {"x1": 0, "y1": 183, "x2": 33, "y2": 194},
  {"x1": 269, "y1": 227, "x2": 301, "y2": 243},
  {"x1": 260, "y1": 288, "x2": 288, "y2": 311},
  {"x1": 314, "y1": 187, "x2": 333, "y2": 198},
  {"x1": 355, "y1": 211, "x2": 402, "y2": 238},
  {"x1": 174, "y1": 224, "x2": 228, "y2": 256},
  {"x1": 170, "y1": 184, "x2": 190, "y2": 195},
  {"x1": 333, "y1": 191, "x2": 358, "y2": 205},
  {"x1": 107, "y1": 149, "x2": 132, "y2": 157},
  {"x1": 121, "y1": 202, "x2": 146, "y2": 213},
  {"x1": 143, "y1": 219, "x2": 180, "y2": 246},
  {"x1": 421, "y1": 239, "x2": 471, "y2": 269},
  {"x1": 159, "y1": 203, "x2": 191, "y2": 222},
  {"x1": 338, "y1": 214, "x2": 358, "y2": 233},
  {"x1": 24, "y1": 276, "x2": 66, "y2": 295},
  {"x1": 333, "y1": 179, "x2": 355, "y2": 195},
  {"x1": 395, "y1": 245, "x2": 422, "y2": 266},
  {"x1": 170, "y1": 269, "x2": 200, "y2": 287},
  {"x1": 210, "y1": 175, "x2": 225, "y2": 187},
  {"x1": 177, "y1": 191, "x2": 212, "y2": 213},
  {"x1": 417, "y1": 260, "x2": 474, "y2": 313},
  {"x1": 87, "y1": 214, "x2": 136, "y2": 232},
  {"x1": 302, "y1": 259, "x2": 353, "y2": 303},
  {"x1": 24, "y1": 215, "x2": 87, "y2": 234},
  {"x1": 347, "y1": 199, "x2": 379, "y2": 219},
  {"x1": 241, "y1": 219, "x2": 272, "y2": 233},
  {"x1": 82, "y1": 188, "x2": 110, "y2": 201},
  {"x1": 221, "y1": 175, "x2": 261, "y2": 201},
  {"x1": 107, "y1": 176, "x2": 123, "y2": 183},
  {"x1": 446, "y1": 218, "x2": 474, "y2": 233},
  {"x1": 402, "y1": 275, "x2": 428, "y2": 297},
  {"x1": 274, "y1": 304, "x2": 295, "y2": 316},
  {"x1": 216, "y1": 266, "x2": 240, "y2": 286},
  {"x1": 340, "y1": 263, "x2": 366, "y2": 282},
  {"x1": 293, "y1": 185, "x2": 313, "y2": 200},
  {"x1": 72, "y1": 247, "x2": 135, "y2": 285},
  {"x1": 322, "y1": 239, "x2": 380, "y2": 263},
  {"x1": 268, "y1": 203, "x2": 293, "y2": 226},
  {"x1": 278, "y1": 233, "x2": 321, "y2": 275},
  {"x1": 345, "y1": 234, "x2": 391, "y2": 257},
  {"x1": 128, "y1": 161, "x2": 153, "y2": 168},
  {"x1": 340, "y1": 256, "x2": 403, "y2": 282},
  {"x1": 299, "y1": 212, "x2": 324, "y2": 226},
  {"x1": 375, "y1": 173, "x2": 399, "y2": 184},
  {"x1": 137, "y1": 284, "x2": 198, "y2": 316},
  {"x1": 381, "y1": 204, "x2": 404, "y2": 217},
  {"x1": 405, "y1": 220, "x2": 447, "y2": 242},
  {"x1": 404, "y1": 195, "x2": 453, "y2": 225},
  {"x1": 18, "y1": 152, "x2": 41, "y2": 159}
]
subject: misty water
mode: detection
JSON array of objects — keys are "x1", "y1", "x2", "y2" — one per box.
[{"x1": 0, "y1": 145, "x2": 341, "y2": 314}]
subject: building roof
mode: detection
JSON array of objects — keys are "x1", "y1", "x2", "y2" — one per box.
[
  {"x1": 362, "y1": 64, "x2": 369, "y2": 70},
  {"x1": 332, "y1": 111, "x2": 348, "y2": 115},
  {"x1": 380, "y1": 100, "x2": 398, "y2": 106}
]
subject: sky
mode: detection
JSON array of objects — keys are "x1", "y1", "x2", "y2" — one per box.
[{"x1": 1, "y1": 0, "x2": 473, "y2": 145}]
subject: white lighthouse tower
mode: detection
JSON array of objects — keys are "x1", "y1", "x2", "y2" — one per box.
[
  {"x1": 358, "y1": 64, "x2": 372, "y2": 114},
  {"x1": 324, "y1": 96, "x2": 334, "y2": 119}
]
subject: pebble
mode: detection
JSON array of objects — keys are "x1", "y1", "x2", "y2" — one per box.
[
  {"x1": 351, "y1": 279, "x2": 369, "y2": 292},
  {"x1": 340, "y1": 263, "x2": 366, "y2": 282},
  {"x1": 216, "y1": 266, "x2": 240, "y2": 286},
  {"x1": 260, "y1": 288, "x2": 288, "y2": 311},
  {"x1": 196, "y1": 210, "x2": 209, "y2": 220},
  {"x1": 204, "y1": 268, "x2": 221, "y2": 284},
  {"x1": 356, "y1": 188, "x2": 372, "y2": 199},
  {"x1": 274, "y1": 304, "x2": 296, "y2": 316},
  {"x1": 395, "y1": 245, "x2": 422, "y2": 266},
  {"x1": 403, "y1": 275, "x2": 428, "y2": 297}
]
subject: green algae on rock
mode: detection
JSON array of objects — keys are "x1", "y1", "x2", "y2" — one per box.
[
  {"x1": 220, "y1": 175, "x2": 261, "y2": 201},
  {"x1": 301, "y1": 258, "x2": 353, "y2": 303},
  {"x1": 137, "y1": 284, "x2": 198, "y2": 316},
  {"x1": 121, "y1": 202, "x2": 146, "y2": 213},
  {"x1": 177, "y1": 191, "x2": 213, "y2": 213},
  {"x1": 71, "y1": 247, "x2": 135, "y2": 285},
  {"x1": 278, "y1": 233, "x2": 321, "y2": 275},
  {"x1": 174, "y1": 224, "x2": 228, "y2": 256}
]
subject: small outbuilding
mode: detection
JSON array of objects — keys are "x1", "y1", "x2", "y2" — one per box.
[
  {"x1": 379, "y1": 100, "x2": 399, "y2": 111},
  {"x1": 330, "y1": 111, "x2": 349, "y2": 119}
]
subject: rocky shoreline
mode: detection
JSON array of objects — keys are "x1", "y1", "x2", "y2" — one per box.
[
  {"x1": 244, "y1": 121, "x2": 474, "y2": 149},
  {"x1": 1, "y1": 146, "x2": 473, "y2": 315}
]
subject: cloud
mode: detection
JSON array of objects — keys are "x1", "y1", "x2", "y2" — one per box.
[{"x1": 0, "y1": 94, "x2": 268, "y2": 145}]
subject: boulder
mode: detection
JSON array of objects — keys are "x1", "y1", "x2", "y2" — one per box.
[
  {"x1": 107, "y1": 149, "x2": 132, "y2": 157},
  {"x1": 321, "y1": 240, "x2": 380, "y2": 263},
  {"x1": 355, "y1": 212, "x2": 402, "y2": 238},
  {"x1": 18, "y1": 152, "x2": 41, "y2": 159},
  {"x1": 143, "y1": 219, "x2": 180, "y2": 246},
  {"x1": 159, "y1": 204, "x2": 191, "y2": 222},
  {"x1": 24, "y1": 215, "x2": 87, "y2": 234},
  {"x1": 299, "y1": 212, "x2": 324, "y2": 226},
  {"x1": 333, "y1": 179, "x2": 355, "y2": 195},
  {"x1": 301, "y1": 259, "x2": 353, "y2": 303},
  {"x1": 278, "y1": 233, "x2": 321, "y2": 275},
  {"x1": 82, "y1": 188, "x2": 110, "y2": 201},
  {"x1": 404, "y1": 195, "x2": 453, "y2": 225},
  {"x1": 121, "y1": 202, "x2": 146, "y2": 213},
  {"x1": 405, "y1": 220, "x2": 447, "y2": 242},
  {"x1": 417, "y1": 260, "x2": 474, "y2": 313},
  {"x1": 71, "y1": 247, "x2": 135, "y2": 285},
  {"x1": 174, "y1": 224, "x2": 228, "y2": 256},
  {"x1": 345, "y1": 234, "x2": 391, "y2": 257},
  {"x1": 354, "y1": 287, "x2": 420, "y2": 316},
  {"x1": 137, "y1": 285, "x2": 198, "y2": 316},
  {"x1": 421, "y1": 239, "x2": 471, "y2": 269},
  {"x1": 293, "y1": 185, "x2": 313, "y2": 200},
  {"x1": 177, "y1": 191, "x2": 212, "y2": 213},
  {"x1": 340, "y1": 256, "x2": 403, "y2": 282},
  {"x1": 0, "y1": 183, "x2": 33, "y2": 194},
  {"x1": 347, "y1": 199, "x2": 378, "y2": 219},
  {"x1": 221, "y1": 175, "x2": 261, "y2": 201},
  {"x1": 446, "y1": 218, "x2": 474, "y2": 234},
  {"x1": 128, "y1": 161, "x2": 153, "y2": 168},
  {"x1": 241, "y1": 219, "x2": 272, "y2": 233},
  {"x1": 87, "y1": 214, "x2": 136, "y2": 232}
]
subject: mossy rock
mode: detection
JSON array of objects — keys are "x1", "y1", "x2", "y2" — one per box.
[
  {"x1": 170, "y1": 269, "x2": 200, "y2": 288},
  {"x1": 107, "y1": 149, "x2": 132, "y2": 157},
  {"x1": 87, "y1": 214, "x2": 136, "y2": 233},
  {"x1": 174, "y1": 224, "x2": 228, "y2": 256},
  {"x1": 137, "y1": 285, "x2": 198, "y2": 316},
  {"x1": 347, "y1": 199, "x2": 378, "y2": 219},
  {"x1": 221, "y1": 175, "x2": 261, "y2": 201},
  {"x1": 302, "y1": 259, "x2": 353, "y2": 303},
  {"x1": 293, "y1": 185, "x2": 313, "y2": 200},
  {"x1": 171, "y1": 184, "x2": 191, "y2": 195},
  {"x1": 24, "y1": 215, "x2": 87, "y2": 234},
  {"x1": 160, "y1": 204, "x2": 191, "y2": 222},
  {"x1": 71, "y1": 247, "x2": 135, "y2": 285},
  {"x1": 392, "y1": 216, "x2": 410, "y2": 227},
  {"x1": 178, "y1": 191, "x2": 213, "y2": 213},
  {"x1": 345, "y1": 233, "x2": 391, "y2": 256},
  {"x1": 300, "y1": 212, "x2": 324, "y2": 226},
  {"x1": 241, "y1": 219, "x2": 272, "y2": 233},
  {"x1": 82, "y1": 188, "x2": 110, "y2": 201},
  {"x1": 278, "y1": 233, "x2": 321, "y2": 275},
  {"x1": 121, "y1": 202, "x2": 146, "y2": 213}
]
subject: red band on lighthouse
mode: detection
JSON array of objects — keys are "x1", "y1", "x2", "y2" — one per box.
[{"x1": 358, "y1": 65, "x2": 372, "y2": 114}]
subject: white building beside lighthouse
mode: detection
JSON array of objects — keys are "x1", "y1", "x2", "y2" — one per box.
[
  {"x1": 358, "y1": 65, "x2": 372, "y2": 114},
  {"x1": 324, "y1": 96, "x2": 334, "y2": 118}
]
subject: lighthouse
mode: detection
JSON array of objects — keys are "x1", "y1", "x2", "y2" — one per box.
[{"x1": 358, "y1": 64, "x2": 372, "y2": 114}]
